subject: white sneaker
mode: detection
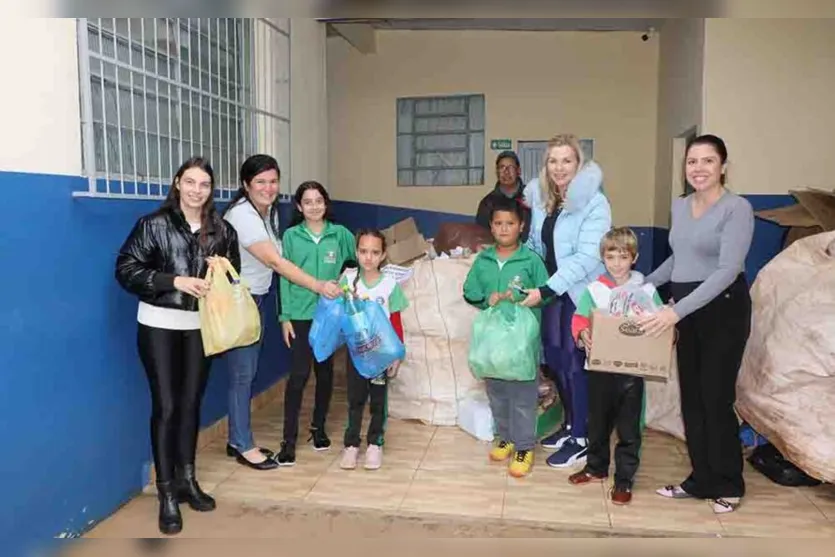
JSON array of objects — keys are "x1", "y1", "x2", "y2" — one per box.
[
  {"x1": 364, "y1": 445, "x2": 383, "y2": 470},
  {"x1": 340, "y1": 446, "x2": 359, "y2": 470}
]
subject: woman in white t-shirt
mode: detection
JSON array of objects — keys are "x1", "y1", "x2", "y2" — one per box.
[{"x1": 221, "y1": 154, "x2": 342, "y2": 470}]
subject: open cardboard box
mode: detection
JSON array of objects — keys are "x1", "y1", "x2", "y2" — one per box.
[
  {"x1": 586, "y1": 311, "x2": 675, "y2": 381},
  {"x1": 381, "y1": 217, "x2": 430, "y2": 265},
  {"x1": 756, "y1": 188, "x2": 835, "y2": 249}
]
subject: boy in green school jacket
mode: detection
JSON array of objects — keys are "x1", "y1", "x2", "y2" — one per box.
[{"x1": 463, "y1": 196, "x2": 551, "y2": 478}]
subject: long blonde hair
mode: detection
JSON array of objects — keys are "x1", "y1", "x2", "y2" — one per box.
[{"x1": 538, "y1": 134, "x2": 585, "y2": 215}]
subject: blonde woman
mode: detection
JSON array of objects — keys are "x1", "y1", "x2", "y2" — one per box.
[{"x1": 521, "y1": 134, "x2": 612, "y2": 469}]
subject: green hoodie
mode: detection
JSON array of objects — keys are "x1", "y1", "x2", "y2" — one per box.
[
  {"x1": 279, "y1": 221, "x2": 356, "y2": 322},
  {"x1": 462, "y1": 244, "x2": 551, "y2": 320}
]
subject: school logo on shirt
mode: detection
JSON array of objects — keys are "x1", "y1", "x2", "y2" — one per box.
[
  {"x1": 323, "y1": 250, "x2": 336, "y2": 264},
  {"x1": 375, "y1": 296, "x2": 386, "y2": 307}
]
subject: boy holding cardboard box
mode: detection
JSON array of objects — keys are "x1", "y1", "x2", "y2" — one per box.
[{"x1": 567, "y1": 227, "x2": 663, "y2": 505}]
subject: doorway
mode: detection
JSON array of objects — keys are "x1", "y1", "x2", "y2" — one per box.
[
  {"x1": 517, "y1": 141, "x2": 548, "y2": 185},
  {"x1": 671, "y1": 126, "x2": 698, "y2": 200}
]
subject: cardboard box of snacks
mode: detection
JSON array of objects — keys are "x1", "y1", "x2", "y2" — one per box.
[{"x1": 586, "y1": 311, "x2": 675, "y2": 381}]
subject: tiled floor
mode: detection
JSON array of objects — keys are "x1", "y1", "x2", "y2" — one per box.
[{"x1": 90, "y1": 380, "x2": 835, "y2": 538}]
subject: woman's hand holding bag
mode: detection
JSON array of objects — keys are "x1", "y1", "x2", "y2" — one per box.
[{"x1": 198, "y1": 256, "x2": 261, "y2": 356}]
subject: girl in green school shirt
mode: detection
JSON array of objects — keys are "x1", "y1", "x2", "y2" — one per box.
[{"x1": 274, "y1": 181, "x2": 356, "y2": 467}]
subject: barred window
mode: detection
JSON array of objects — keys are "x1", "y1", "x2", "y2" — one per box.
[
  {"x1": 396, "y1": 94, "x2": 485, "y2": 187},
  {"x1": 75, "y1": 18, "x2": 290, "y2": 200}
]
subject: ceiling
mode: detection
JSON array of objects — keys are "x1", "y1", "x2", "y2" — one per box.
[{"x1": 323, "y1": 18, "x2": 664, "y2": 33}]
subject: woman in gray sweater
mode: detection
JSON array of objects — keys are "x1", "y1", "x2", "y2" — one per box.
[{"x1": 639, "y1": 134, "x2": 754, "y2": 514}]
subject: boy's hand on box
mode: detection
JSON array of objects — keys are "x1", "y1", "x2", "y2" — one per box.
[{"x1": 579, "y1": 329, "x2": 592, "y2": 350}]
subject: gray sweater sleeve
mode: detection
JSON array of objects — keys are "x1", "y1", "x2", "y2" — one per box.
[
  {"x1": 646, "y1": 254, "x2": 673, "y2": 288},
  {"x1": 672, "y1": 200, "x2": 755, "y2": 319}
]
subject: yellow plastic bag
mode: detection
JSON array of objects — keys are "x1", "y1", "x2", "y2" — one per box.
[{"x1": 198, "y1": 256, "x2": 261, "y2": 356}]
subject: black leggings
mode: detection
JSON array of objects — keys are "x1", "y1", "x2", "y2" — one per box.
[
  {"x1": 137, "y1": 324, "x2": 210, "y2": 483},
  {"x1": 282, "y1": 319, "x2": 334, "y2": 445}
]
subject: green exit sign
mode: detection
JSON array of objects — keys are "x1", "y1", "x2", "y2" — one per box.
[{"x1": 490, "y1": 139, "x2": 512, "y2": 151}]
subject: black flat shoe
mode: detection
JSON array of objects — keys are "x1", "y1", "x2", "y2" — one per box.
[
  {"x1": 226, "y1": 445, "x2": 279, "y2": 470},
  {"x1": 226, "y1": 444, "x2": 275, "y2": 459}
]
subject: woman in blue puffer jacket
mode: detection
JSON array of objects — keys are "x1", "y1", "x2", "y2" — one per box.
[{"x1": 521, "y1": 134, "x2": 612, "y2": 469}]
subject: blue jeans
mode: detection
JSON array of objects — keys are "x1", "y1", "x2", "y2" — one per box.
[{"x1": 225, "y1": 293, "x2": 267, "y2": 452}]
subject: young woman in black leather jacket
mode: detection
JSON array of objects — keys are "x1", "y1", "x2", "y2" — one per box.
[{"x1": 115, "y1": 157, "x2": 240, "y2": 535}]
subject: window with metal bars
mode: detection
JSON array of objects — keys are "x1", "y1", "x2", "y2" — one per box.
[
  {"x1": 396, "y1": 94, "x2": 485, "y2": 187},
  {"x1": 75, "y1": 18, "x2": 290, "y2": 200}
]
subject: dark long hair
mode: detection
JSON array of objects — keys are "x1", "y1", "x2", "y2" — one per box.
[
  {"x1": 685, "y1": 134, "x2": 729, "y2": 185},
  {"x1": 289, "y1": 181, "x2": 335, "y2": 227},
  {"x1": 221, "y1": 154, "x2": 282, "y2": 238},
  {"x1": 350, "y1": 228, "x2": 388, "y2": 294},
  {"x1": 161, "y1": 156, "x2": 221, "y2": 246}
]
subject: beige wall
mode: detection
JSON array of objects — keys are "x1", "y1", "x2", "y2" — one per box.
[
  {"x1": 0, "y1": 18, "x2": 81, "y2": 175},
  {"x1": 703, "y1": 19, "x2": 835, "y2": 195},
  {"x1": 290, "y1": 19, "x2": 329, "y2": 192},
  {"x1": 328, "y1": 29, "x2": 659, "y2": 226},
  {"x1": 654, "y1": 19, "x2": 704, "y2": 226}
]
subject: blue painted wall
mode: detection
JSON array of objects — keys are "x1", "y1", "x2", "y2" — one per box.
[
  {"x1": 0, "y1": 171, "x2": 289, "y2": 550},
  {"x1": 744, "y1": 194, "x2": 795, "y2": 281},
  {"x1": 334, "y1": 200, "x2": 668, "y2": 277},
  {"x1": 332, "y1": 194, "x2": 796, "y2": 281}
]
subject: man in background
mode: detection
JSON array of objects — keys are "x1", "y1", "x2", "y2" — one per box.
[{"x1": 475, "y1": 150, "x2": 530, "y2": 243}]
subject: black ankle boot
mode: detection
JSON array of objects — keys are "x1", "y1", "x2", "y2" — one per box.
[
  {"x1": 176, "y1": 463, "x2": 216, "y2": 512},
  {"x1": 156, "y1": 481, "x2": 183, "y2": 535}
]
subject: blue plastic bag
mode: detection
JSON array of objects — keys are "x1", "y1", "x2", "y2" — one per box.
[
  {"x1": 342, "y1": 299, "x2": 405, "y2": 379},
  {"x1": 309, "y1": 296, "x2": 347, "y2": 362}
]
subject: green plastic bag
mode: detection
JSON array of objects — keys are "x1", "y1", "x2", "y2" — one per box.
[{"x1": 468, "y1": 301, "x2": 541, "y2": 382}]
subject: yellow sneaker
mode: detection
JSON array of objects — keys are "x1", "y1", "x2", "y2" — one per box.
[
  {"x1": 489, "y1": 440, "x2": 515, "y2": 462},
  {"x1": 509, "y1": 450, "x2": 534, "y2": 478}
]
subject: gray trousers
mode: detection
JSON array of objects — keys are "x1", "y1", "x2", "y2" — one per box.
[{"x1": 485, "y1": 378, "x2": 538, "y2": 451}]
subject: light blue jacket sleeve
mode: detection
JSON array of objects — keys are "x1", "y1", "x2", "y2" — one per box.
[{"x1": 545, "y1": 194, "x2": 612, "y2": 295}]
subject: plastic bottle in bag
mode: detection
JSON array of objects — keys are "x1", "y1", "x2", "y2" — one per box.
[
  {"x1": 343, "y1": 286, "x2": 369, "y2": 340},
  {"x1": 342, "y1": 285, "x2": 376, "y2": 358},
  {"x1": 608, "y1": 284, "x2": 660, "y2": 317}
]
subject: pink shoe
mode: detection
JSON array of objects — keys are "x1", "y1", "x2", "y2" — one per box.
[
  {"x1": 364, "y1": 445, "x2": 383, "y2": 470},
  {"x1": 340, "y1": 446, "x2": 359, "y2": 470}
]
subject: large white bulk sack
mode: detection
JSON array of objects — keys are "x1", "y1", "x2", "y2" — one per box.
[
  {"x1": 644, "y1": 355, "x2": 685, "y2": 441},
  {"x1": 736, "y1": 231, "x2": 835, "y2": 482},
  {"x1": 387, "y1": 256, "x2": 481, "y2": 426}
]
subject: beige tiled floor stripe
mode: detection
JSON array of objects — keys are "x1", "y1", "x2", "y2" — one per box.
[{"x1": 99, "y1": 368, "x2": 835, "y2": 538}]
